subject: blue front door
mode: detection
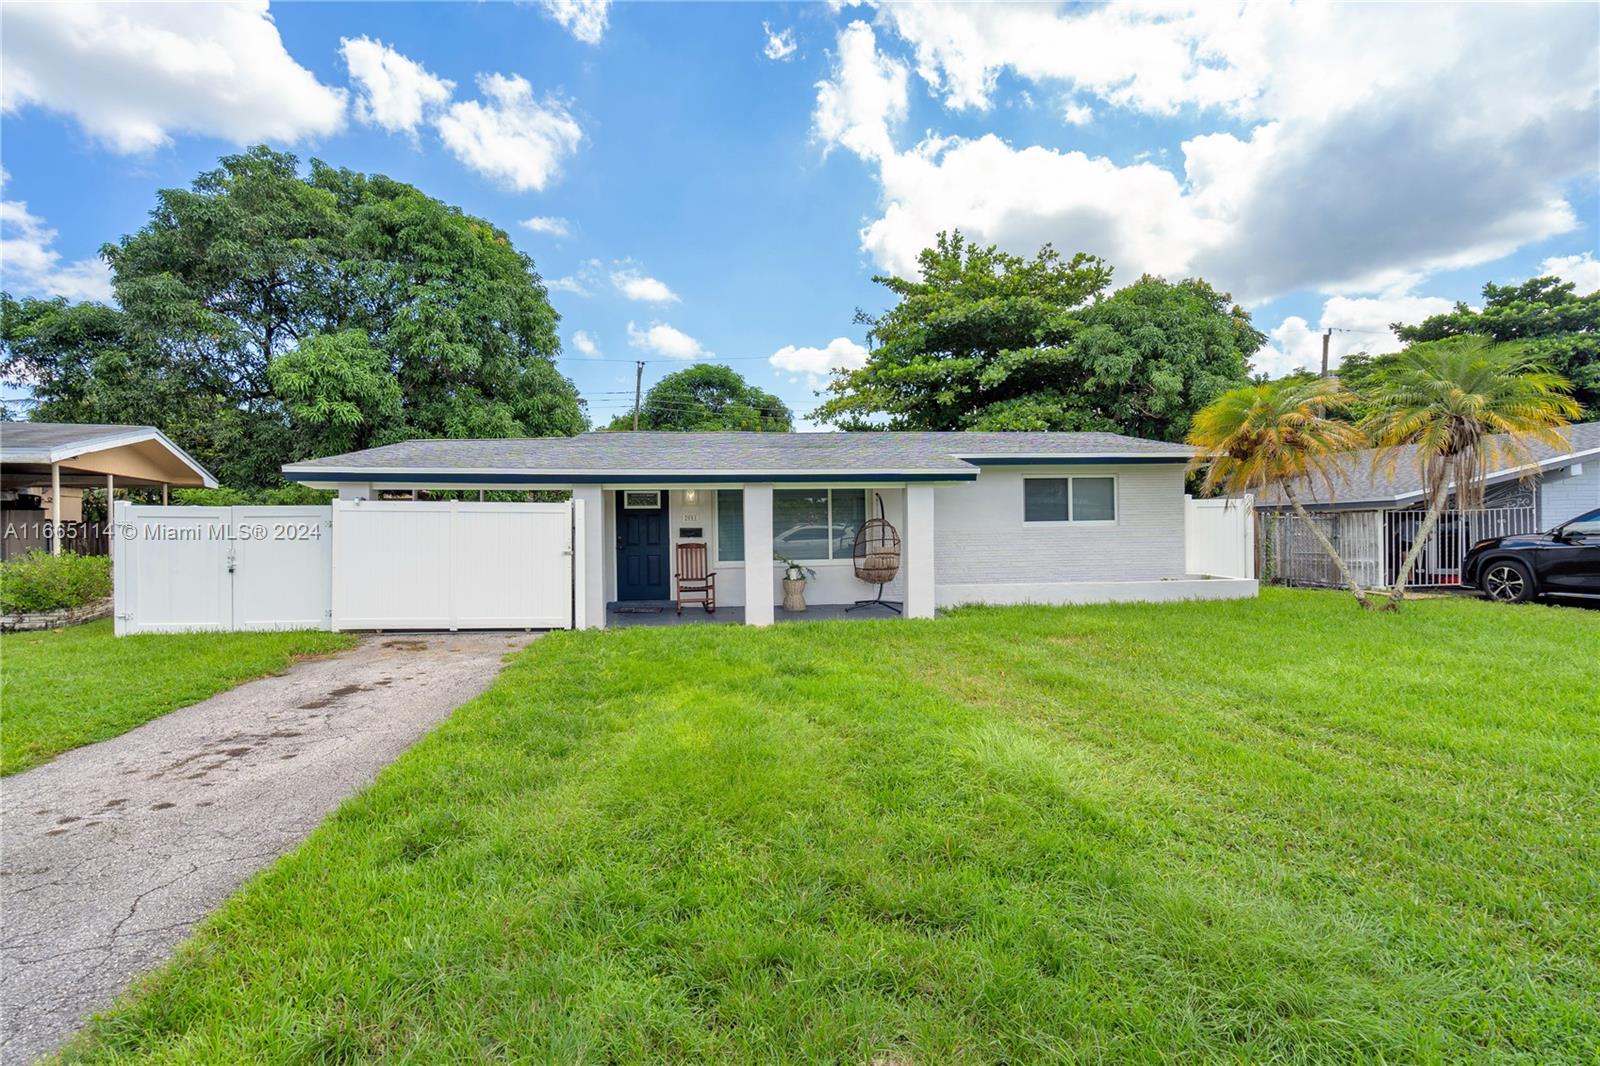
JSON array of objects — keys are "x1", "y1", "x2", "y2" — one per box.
[{"x1": 616, "y1": 491, "x2": 669, "y2": 601}]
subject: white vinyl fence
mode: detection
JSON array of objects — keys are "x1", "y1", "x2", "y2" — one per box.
[
  {"x1": 113, "y1": 499, "x2": 580, "y2": 634},
  {"x1": 1184, "y1": 494, "x2": 1255, "y2": 579},
  {"x1": 332, "y1": 500, "x2": 574, "y2": 630},
  {"x1": 112, "y1": 504, "x2": 332, "y2": 635}
]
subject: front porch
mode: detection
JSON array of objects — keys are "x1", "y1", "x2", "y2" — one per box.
[
  {"x1": 605, "y1": 600, "x2": 907, "y2": 628},
  {"x1": 575, "y1": 481, "x2": 937, "y2": 629}
]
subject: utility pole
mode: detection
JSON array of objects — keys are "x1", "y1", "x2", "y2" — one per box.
[
  {"x1": 1320, "y1": 328, "x2": 1333, "y2": 378},
  {"x1": 632, "y1": 360, "x2": 645, "y2": 430}
]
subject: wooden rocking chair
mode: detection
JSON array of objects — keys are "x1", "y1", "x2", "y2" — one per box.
[{"x1": 675, "y1": 543, "x2": 716, "y2": 615}]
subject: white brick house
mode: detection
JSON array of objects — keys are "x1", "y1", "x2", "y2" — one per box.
[{"x1": 283, "y1": 431, "x2": 1256, "y2": 628}]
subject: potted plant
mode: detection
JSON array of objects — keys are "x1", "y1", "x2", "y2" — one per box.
[{"x1": 775, "y1": 553, "x2": 816, "y2": 612}]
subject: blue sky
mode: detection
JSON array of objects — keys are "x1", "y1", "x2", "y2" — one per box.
[{"x1": 3, "y1": 1, "x2": 1597, "y2": 430}]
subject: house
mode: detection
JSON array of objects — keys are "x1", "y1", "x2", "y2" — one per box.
[
  {"x1": 282, "y1": 430, "x2": 1257, "y2": 628},
  {"x1": 1256, "y1": 421, "x2": 1599, "y2": 588},
  {"x1": 1, "y1": 422, "x2": 218, "y2": 557}
]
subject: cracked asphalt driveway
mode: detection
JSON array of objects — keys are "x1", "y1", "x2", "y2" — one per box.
[{"x1": 1, "y1": 630, "x2": 536, "y2": 1063}]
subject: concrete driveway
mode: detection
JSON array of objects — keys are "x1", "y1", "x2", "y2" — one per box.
[{"x1": 0, "y1": 630, "x2": 536, "y2": 1063}]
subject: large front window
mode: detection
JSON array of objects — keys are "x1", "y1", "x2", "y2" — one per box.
[{"x1": 774, "y1": 488, "x2": 868, "y2": 561}]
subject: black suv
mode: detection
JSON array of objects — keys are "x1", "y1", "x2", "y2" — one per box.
[{"x1": 1461, "y1": 507, "x2": 1600, "y2": 603}]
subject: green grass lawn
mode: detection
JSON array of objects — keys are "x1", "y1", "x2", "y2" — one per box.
[
  {"x1": 61, "y1": 590, "x2": 1599, "y2": 1063},
  {"x1": 0, "y1": 620, "x2": 355, "y2": 775}
]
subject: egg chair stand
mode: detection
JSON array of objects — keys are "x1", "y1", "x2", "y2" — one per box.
[{"x1": 848, "y1": 492, "x2": 903, "y2": 615}]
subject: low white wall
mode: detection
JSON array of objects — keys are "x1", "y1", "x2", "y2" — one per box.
[{"x1": 936, "y1": 576, "x2": 1258, "y2": 608}]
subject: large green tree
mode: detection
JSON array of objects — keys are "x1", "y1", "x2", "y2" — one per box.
[
  {"x1": 606, "y1": 363, "x2": 792, "y2": 431},
  {"x1": 814, "y1": 232, "x2": 1262, "y2": 441},
  {"x1": 2, "y1": 146, "x2": 586, "y2": 487},
  {"x1": 1391, "y1": 275, "x2": 1599, "y2": 419}
]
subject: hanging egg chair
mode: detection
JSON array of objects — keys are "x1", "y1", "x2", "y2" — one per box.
[{"x1": 848, "y1": 492, "x2": 903, "y2": 614}]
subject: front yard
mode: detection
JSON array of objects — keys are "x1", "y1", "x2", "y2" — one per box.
[
  {"x1": 62, "y1": 590, "x2": 1599, "y2": 1062},
  {"x1": 0, "y1": 621, "x2": 355, "y2": 775}
]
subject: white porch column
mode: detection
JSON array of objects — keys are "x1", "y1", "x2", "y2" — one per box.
[
  {"x1": 50, "y1": 461, "x2": 61, "y2": 555},
  {"x1": 336, "y1": 483, "x2": 373, "y2": 501},
  {"x1": 742, "y1": 484, "x2": 774, "y2": 627},
  {"x1": 573, "y1": 485, "x2": 607, "y2": 629},
  {"x1": 904, "y1": 483, "x2": 936, "y2": 618}
]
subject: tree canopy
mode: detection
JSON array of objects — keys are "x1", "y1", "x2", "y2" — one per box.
[
  {"x1": 606, "y1": 363, "x2": 792, "y2": 431},
  {"x1": 2, "y1": 146, "x2": 586, "y2": 487},
  {"x1": 813, "y1": 232, "x2": 1263, "y2": 441},
  {"x1": 1391, "y1": 275, "x2": 1599, "y2": 420}
]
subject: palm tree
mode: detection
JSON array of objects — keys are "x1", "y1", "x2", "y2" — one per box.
[
  {"x1": 1188, "y1": 377, "x2": 1375, "y2": 608},
  {"x1": 1363, "y1": 337, "x2": 1579, "y2": 607}
]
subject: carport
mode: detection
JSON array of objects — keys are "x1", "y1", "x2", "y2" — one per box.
[{"x1": 1, "y1": 422, "x2": 217, "y2": 556}]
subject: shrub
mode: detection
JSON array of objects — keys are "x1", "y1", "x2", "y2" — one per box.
[{"x1": 0, "y1": 551, "x2": 113, "y2": 614}]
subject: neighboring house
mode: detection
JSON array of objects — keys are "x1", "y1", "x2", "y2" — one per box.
[
  {"x1": 283, "y1": 431, "x2": 1256, "y2": 628},
  {"x1": 1, "y1": 423, "x2": 218, "y2": 557},
  {"x1": 1257, "y1": 421, "x2": 1599, "y2": 588}
]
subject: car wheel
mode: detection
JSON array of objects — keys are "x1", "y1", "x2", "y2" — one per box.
[{"x1": 1483, "y1": 559, "x2": 1535, "y2": 604}]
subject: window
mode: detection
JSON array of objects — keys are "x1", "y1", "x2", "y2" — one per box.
[
  {"x1": 717, "y1": 490, "x2": 744, "y2": 562},
  {"x1": 1563, "y1": 508, "x2": 1600, "y2": 536},
  {"x1": 1023, "y1": 478, "x2": 1070, "y2": 523},
  {"x1": 1072, "y1": 477, "x2": 1116, "y2": 522},
  {"x1": 1023, "y1": 476, "x2": 1116, "y2": 524},
  {"x1": 774, "y1": 488, "x2": 868, "y2": 561},
  {"x1": 622, "y1": 490, "x2": 661, "y2": 509}
]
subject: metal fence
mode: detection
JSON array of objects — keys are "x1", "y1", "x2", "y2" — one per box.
[
  {"x1": 1261, "y1": 510, "x2": 1383, "y2": 589},
  {"x1": 1260, "y1": 505, "x2": 1538, "y2": 589},
  {"x1": 1384, "y1": 506, "x2": 1537, "y2": 587}
]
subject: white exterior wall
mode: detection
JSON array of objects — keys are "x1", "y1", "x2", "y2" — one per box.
[
  {"x1": 934, "y1": 465, "x2": 1187, "y2": 585},
  {"x1": 1540, "y1": 461, "x2": 1599, "y2": 524},
  {"x1": 929, "y1": 464, "x2": 1254, "y2": 607}
]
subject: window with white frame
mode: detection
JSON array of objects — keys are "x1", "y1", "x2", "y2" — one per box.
[
  {"x1": 717, "y1": 490, "x2": 744, "y2": 562},
  {"x1": 1023, "y1": 476, "x2": 1116, "y2": 524},
  {"x1": 774, "y1": 488, "x2": 868, "y2": 560}
]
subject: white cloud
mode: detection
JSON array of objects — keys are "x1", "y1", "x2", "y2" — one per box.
[
  {"x1": 813, "y1": 20, "x2": 908, "y2": 162},
  {"x1": 435, "y1": 74, "x2": 583, "y2": 192},
  {"x1": 1059, "y1": 99, "x2": 1093, "y2": 126},
  {"x1": 816, "y1": 8, "x2": 1598, "y2": 304},
  {"x1": 0, "y1": 188, "x2": 114, "y2": 302},
  {"x1": 769, "y1": 337, "x2": 869, "y2": 387},
  {"x1": 342, "y1": 36, "x2": 454, "y2": 136},
  {"x1": 763, "y1": 22, "x2": 798, "y2": 61},
  {"x1": 537, "y1": 0, "x2": 609, "y2": 45},
  {"x1": 1257, "y1": 290, "x2": 1456, "y2": 377},
  {"x1": 876, "y1": 2, "x2": 1270, "y2": 115},
  {"x1": 1540, "y1": 252, "x2": 1600, "y2": 295},
  {"x1": 0, "y1": 0, "x2": 346, "y2": 153},
  {"x1": 627, "y1": 321, "x2": 709, "y2": 360},
  {"x1": 611, "y1": 268, "x2": 679, "y2": 303},
  {"x1": 571, "y1": 330, "x2": 601, "y2": 358},
  {"x1": 547, "y1": 276, "x2": 590, "y2": 296},
  {"x1": 521, "y1": 216, "x2": 573, "y2": 239}
]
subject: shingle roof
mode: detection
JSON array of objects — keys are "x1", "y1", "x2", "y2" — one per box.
[
  {"x1": 283, "y1": 430, "x2": 1193, "y2": 478},
  {"x1": 0, "y1": 422, "x2": 170, "y2": 463},
  {"x1": 1258, "y1": 421, "x2": 1600, "y2": 509}
]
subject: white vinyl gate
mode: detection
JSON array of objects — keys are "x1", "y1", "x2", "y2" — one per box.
[
  {"x1": 1184, "y1": 494, "x2": 1255, "y2": 579},
  {"x1": 331, "y1": 500, "x2": 573, "y2": 630},
  {"x1": 113, "y1": 500, "x2": 579, "y2": 634},
  {"x1": 112, "y1": 504, "x2": 332, "y2": 635}
]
